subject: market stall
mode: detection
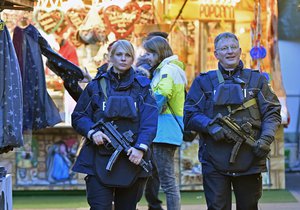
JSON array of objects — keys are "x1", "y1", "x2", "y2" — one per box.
[
  {"x1": 159, "y1": 0, "x2": 287, "y2": 190},
  {"x1": 0, "y1": 0, "x2": 287, "y2": 191}
]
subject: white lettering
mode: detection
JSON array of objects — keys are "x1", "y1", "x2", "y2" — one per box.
[{"x1": 103, "y1": 102, "x2": 106, "y2": 111}]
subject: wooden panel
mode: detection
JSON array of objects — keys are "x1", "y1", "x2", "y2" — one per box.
[
  {"x1": 4, "y1": 0, "x2": 34, "y2": 7},
  {"x1": 0, "y1": 0, "x2": 34, "y2": 11}
]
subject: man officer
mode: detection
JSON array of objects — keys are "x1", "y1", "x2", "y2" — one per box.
[{"x1": 184, "y1": 32, "x2": 281, "y2": 210}]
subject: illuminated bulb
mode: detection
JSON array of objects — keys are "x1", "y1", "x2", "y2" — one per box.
[{"x1": 239, "y1": 27, "x2": 245, "y2": 34}]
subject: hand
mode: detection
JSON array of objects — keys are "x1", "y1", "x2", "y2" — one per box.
[
  {"x1": 253, "y1": 139, "x2": 271, "y2": 158},
  {"x1": 89, "y1": 130, "x2": 110, "y2": 146},
  {"x1": 80, "y1": 67, "x2": 92, "y2": 83},
  {"x1": 207, "y1": 123, "x2": 227, "y2": 142},
  {"x1": 127, "y1": 147, "x2": 144, "y2": 165}
]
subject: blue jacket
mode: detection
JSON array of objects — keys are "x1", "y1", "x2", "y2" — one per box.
[
  {"x1": 72, "y1": 67, "x2": 158, "y2": 175},
  {"x1": 184, "y1": 61, "x2": 281, "y2": 175}
]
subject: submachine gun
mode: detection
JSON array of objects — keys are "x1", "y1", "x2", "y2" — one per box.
[
  {"x1": 213, "y1": 114, "x2": 256, "y2": 164},
  {"x1": 92, "y1": 120, "x2": 152, "y2": 173}
]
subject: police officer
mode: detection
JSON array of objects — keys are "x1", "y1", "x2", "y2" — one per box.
[
  {"x1": 72, "y1": 40, "x2": 158, "y2": 210},
  {"x1": 184, "y1": 32, "x2": 281, "y2": 210}
]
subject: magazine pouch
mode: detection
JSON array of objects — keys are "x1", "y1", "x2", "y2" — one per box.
[
  {"x1": 213, "y1": 83, "x2": 244, "y2": 105},
  {"x1": 104, "y1": 96, "x2": 138, "y2": 119}
]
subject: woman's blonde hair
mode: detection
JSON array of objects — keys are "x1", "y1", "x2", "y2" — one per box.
[
  {"x1": 143, "y1": 36, "x2": 173, "y2": 64},
  {"x1": 109, "y1": 39, "x2": 135, "y2": 61}
]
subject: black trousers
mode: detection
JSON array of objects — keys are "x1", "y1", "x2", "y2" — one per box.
[
  {"x1": 203, "y1": 172, "x2": 262, "y2": 210},
  {"x1": 85, "y1": 175, "x2": 147, "y2": 210}
]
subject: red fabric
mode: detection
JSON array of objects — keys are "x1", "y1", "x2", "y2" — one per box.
[{"x1": 59, "y1": 40, "x2": 79, "y2": 66}]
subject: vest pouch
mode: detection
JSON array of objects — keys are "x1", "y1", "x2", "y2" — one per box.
[
  {"x1": 104, "y1": 96, "x2": 138, "y2": 119},
  {"x1": 214, "y1": 84, "x2": 244, "y2": 105},
  {"x1": 95, "y1": 151, "x2": 142, "y2": 187}
]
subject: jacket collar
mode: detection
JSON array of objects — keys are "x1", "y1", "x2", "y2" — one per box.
[
  {"x1": 102, "y1": 67, "x2": 135, "y2": 91},
  {"x1": 218, "y1": 60, "x2": 244, "y2": 78},
  {"x1": 156, "y1": 55, "x2": 179, "y2": 70}
]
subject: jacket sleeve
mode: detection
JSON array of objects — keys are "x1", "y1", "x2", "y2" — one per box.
[
  {"x1": 71, "y1": 82, "x2": 96, "y2": 137},
  {"x1": 257, "y1": 75, "x2": 282, "y2": 142},
  {"x1": 184, "y1": 76, "x2": 212, "y2": 133},
  {"x1": 135, "y1": 84, "x2": 159, "y2": 148}
]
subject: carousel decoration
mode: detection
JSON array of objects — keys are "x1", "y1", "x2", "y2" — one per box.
[{"x1": 250, "y1": 1, "x2": 266, "y2": 72}]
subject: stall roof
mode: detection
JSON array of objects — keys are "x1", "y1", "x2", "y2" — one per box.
[{"x1": 0, "y1": 0, "x2": 35, "y2": 11}]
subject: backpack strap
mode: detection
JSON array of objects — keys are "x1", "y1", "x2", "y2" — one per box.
[
  {"x1": 216, "y1": 70, "x2": 224, "y2": 84},
  {"x1": 230, "y1": 98, "x2": 257, "y2": 115},
  {"x1": 207, "y1": 70, "x2": 220, "y2": 90},
  {"x1": 99, "y1": 78, "x2": 108, "y2": 101}
]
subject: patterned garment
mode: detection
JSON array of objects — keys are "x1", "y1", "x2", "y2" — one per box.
[
  {"x1": 16, "y1": 24, "x2": 84, "y2": 102},
  {"x1": 0, "y1": 21, "x2": 23, "y2": 150},
  {"x1": 13, "y1": 25, "x2": 63, "y2": 131}
]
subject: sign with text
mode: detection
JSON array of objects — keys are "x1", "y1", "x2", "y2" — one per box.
[
  {"x1": 199, "y1": 5, "x2": 235, "y2": 21},
  {"x1": 167, "y1": 3, "x2": 235, "y2": 21}
]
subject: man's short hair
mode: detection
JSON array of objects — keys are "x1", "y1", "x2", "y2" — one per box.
[{"x1": 214, "y1": 32, "x2": 239, "y2": 48}]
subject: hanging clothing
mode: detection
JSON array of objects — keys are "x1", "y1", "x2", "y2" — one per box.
[
  {"x1": 13, "y1": 25, "x2": 62, "y2": 131},
  {"x1": 0, "y1": 21, "x2": 23, "y2": 151},
  {"x1": 17, "y1": 25, "x2": 84, "y2": 102}
]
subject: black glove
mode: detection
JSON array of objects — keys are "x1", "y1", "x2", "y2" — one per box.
[
  {"x1": 207, "y1": 123, "x2": 227, "y2": 142},
  {"x1": 253, "y1": 138, "x2": 271, "y2": 158}
]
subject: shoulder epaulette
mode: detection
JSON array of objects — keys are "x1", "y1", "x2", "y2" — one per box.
[
  {"x1": 199, "y1": 72, "x2": 208, "y2": 76},
  {"x1": 135, "y1": 75, "x2": 151, "y2": 87}
]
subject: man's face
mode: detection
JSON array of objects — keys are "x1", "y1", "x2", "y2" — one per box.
[{"x1": 214, "y1": 37, "x2": 241, "y2": 70}]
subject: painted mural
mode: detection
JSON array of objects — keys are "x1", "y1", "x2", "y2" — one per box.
[{"x1": 16, "y1": 135, "x2": 80, "y2": 186}]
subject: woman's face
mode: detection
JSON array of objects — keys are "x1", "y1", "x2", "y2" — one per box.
[
  {"x1": 111, "y1": 46, "x2": 134, "y2": 73},
  {"x1": 145, "y1": 51, "x2": 159, "y2": 67}
]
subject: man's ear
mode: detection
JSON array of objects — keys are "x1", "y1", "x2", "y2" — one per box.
[{"x1": 214, "y1": 50, "x2": 219, "y2": 60}]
